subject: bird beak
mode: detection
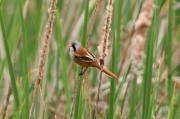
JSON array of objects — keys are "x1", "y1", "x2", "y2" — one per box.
[{"x1": 67, "y1": 43, "x2": 71, "y2": 48}]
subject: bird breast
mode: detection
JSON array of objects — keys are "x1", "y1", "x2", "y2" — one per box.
[{"x1": 69, "y1": 47, "x2": 75, "y2": 59}]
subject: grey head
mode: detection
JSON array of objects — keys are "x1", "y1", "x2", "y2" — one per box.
[{"x1": 69, "y1": 41, "x2": 81, "y2": 58}]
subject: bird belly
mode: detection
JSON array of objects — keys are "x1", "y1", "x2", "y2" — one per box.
[{"x1": 75, "y1": 60, "x2": 91, "y2": 67}]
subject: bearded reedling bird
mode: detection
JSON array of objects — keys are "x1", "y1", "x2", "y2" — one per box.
[{"x1": 68, "y1": 41, "x2": 118, "y2": 80}]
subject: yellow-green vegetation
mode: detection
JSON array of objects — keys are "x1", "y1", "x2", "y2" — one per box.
[{"x1": 0, "y1": 0, "x2": 180, "y2": 119}]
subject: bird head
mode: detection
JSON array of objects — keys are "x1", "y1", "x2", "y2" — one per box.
[{"x1": 68, "y1": 41, "x2": 81, "y2": 58}]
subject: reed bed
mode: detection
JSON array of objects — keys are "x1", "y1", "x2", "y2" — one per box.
[{"x1": 0, "y1": 0, "x2": 180, "y2": 119}]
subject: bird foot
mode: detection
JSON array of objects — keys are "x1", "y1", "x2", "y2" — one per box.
[{"x1": 79, "y1": 67, "x2": 88, "y2": 76}]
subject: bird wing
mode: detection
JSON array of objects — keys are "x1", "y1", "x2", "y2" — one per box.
[{"x1": 74, "y1": 47, "x2": 96, "y2": 62}]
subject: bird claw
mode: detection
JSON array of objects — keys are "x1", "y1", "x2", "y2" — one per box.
[
  {"x1": 79, "y1": 67, "x2": 88, "y2": 76},
  {"x1": 79, "y1": 71, "x2": 84, "y2": 76}
]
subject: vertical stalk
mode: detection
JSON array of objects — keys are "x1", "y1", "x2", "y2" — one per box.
[
  {"x1": 109, "y1": 0, "x2": 122, "y2": 118},
  {"x1": 0, "y1": 4, "x2": 20, "y2": 108},
  {"x1": 81, "y1": 0, "x2": 89, "y2": 46},
  {"x1": 29, "y1": 0, "x2": 57, "y2": 118},
  {"x1": 167, "y1": 0, "x2": 175, "y2": 118},
  {"x1": 142, "y1": 0, "x2": 162, "y2": 118},
  {"x1": 18, "y1": 0, "x2": 29, "y2": 117},
  {"x1": 166, "y1": 0, "x2": 173, "y2": 102},
  {"x1": 128, "y1": 78, "x2": 137, "y2": 119},
  {"x1": 55, "y1": 12, "x2": 71, "y2": 115},
  {"x1": 74, "y1": 0, "x2": 89, "y2": 119}
]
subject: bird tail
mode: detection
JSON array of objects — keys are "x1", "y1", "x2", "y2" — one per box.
[
  {"x1": 102, "y1": 67, "x2": 118, "y2": 80},
  {"x1": 95, "y1": 64, "x2": 118, "y2": 80}
]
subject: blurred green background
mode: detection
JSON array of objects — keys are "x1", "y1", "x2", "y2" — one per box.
[{"x1": 0, "y1": 0, "x2": 180, "y2": 119}]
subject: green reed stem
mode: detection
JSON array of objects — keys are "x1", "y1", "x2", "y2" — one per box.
[
  {"x1": 0, "y1": 5, "x2": 20, "y2": 108},
  {"x1": 18, "y1": 0, "x2": 29, "y2": 117}
]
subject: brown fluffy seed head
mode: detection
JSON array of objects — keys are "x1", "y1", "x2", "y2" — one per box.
[
  {"x1": 130, "y1": 0, "x2": 154, "y2": 73},
  {"x1": 98, "y1": 0, "x2": 113, "y2": 65}
]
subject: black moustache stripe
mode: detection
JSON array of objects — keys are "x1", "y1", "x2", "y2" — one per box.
[{"x1": 72, "y1": 44, "x2": 76, "y2": 51}]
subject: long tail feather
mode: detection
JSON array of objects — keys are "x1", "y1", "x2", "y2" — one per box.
[
  {"x1": 94, "y1": 63, "x2": 118, "y2": 80},
  {"x1": 102, "y1": 67, "x2": 118, "y2": 80}
]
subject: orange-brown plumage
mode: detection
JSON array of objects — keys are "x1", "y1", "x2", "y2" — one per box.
[{"x1": 69, "y1": 41, "x2": 118, "y2": 80}]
